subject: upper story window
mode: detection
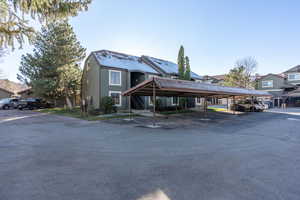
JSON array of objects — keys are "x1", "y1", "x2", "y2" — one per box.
[
  {"x1": 109, "y1": 70, "x2": 121, "y2": 86},
  {"x1": 288, "y1": 73, "x2": 300, "y2": 81},
  {"x1": 262, "y1": 80, "x2": 273, "y2": 88}
]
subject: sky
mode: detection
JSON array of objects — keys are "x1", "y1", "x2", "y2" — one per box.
[{"x1": 1, "y1": 0, "x2": 300, "y2": 82}]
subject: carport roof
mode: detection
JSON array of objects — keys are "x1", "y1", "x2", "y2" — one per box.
[{"x1": 123, "y1": 77, "x2": 271, "y2": 97}]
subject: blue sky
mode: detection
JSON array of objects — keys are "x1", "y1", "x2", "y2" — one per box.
[{"x1": 1, "y1": 0, "x2": 300, "y2": 82}]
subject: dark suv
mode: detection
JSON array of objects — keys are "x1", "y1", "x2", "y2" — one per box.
[
  {"x1": 18, "y1": 98, "x2": 53, "y2": 110},
  {"x1": 0, "y1": 98, "x2": 20, "y2": 109}
]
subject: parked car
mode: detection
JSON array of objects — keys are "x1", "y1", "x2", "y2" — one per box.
[
  {"x1": 0, "y1": 98, "x2": 20, "y2": 109},
  {"x1": 18, "y1": 98, "x2": 53, "y2": 110},
  {"x1": 231, "y1": 99, "x2": 265, "y2": 112},
  {"x1": 262, "y1": 100, "x2": 273, "y2": 109}
]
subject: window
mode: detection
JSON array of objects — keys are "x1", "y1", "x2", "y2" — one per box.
[
  {"x1": 109, "y1": 91, "x2": 122, "y2": 106},
  {"x1": 109, "y1": 70, "x2": 121, "y2": 86},
  {"x1": 172, "y1": 97, "x2": 178, "y2": 105},
  {"x1": 288, "y1": 73, "x2": 300, "y2": 81},
  {"x1": 149, "y1": 96, "x2": 154, "y2": 106},
  {"x1": 262, "y1": 80, "x2": 273, "y2": 88},
  {"x1": 195, "y1": 97, "x2": 202, "y2": 105}
]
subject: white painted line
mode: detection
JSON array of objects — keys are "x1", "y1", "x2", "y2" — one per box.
[
  {"x1": 287, "y1": 118, "x2": 300, "y2": 121},
  {"x1": 0, "y1": 113, "x2": 48, "y2": 123}
]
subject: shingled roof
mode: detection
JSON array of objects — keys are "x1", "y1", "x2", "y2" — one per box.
[
  {"x1": 91, "y1": 50, "x2": 203, "y2": 79},
  {"x1": 0, "y1": 79, "x2": 29, "y2": 94},
  {"x1": 141, "y1": 56, "x2": 203, "y2": 79},
  {"x1": 93, "y1": 50, "x2": 159, "y2": 74},
  {"x1": 284, "y1": 65, "x2": 300, "y2": 73}
]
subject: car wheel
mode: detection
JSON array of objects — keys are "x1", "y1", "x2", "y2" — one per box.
[{"x1": 3, "y1": 105, "x2": 9, "y2": 110}]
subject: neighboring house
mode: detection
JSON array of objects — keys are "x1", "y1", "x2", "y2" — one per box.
[
  {"x1": 17, "y1": 88, "x2": 34, "y2": 99},
  {"x1": 0, "y1": 79, "x2": 30, "y2": 99},
  {"x1": 202, "y1": 75, "x2": 226, "y2": 85},
  {"x1": 256, "y1": 73, "x2": 287, "y2": 95},
  {"x1": 81, "y1": 50, "x2": 203, "y2": 110},
  {"x1": 256, "y1": 65, "x2": 300, "y2": 107},
  {"x1": 284, "y1": 65, "x2": 300, "y2": 86}
]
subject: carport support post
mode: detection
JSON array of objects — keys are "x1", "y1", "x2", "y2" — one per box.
[
  {"x1": 153, "y1": 82, "x2": 156, "y2": 126},
  {"x1": 233, "y1": 96, "x2": 236, "y2": 115},
  {"x1": 204, "y1": 97, "x2": 207, "y2": 117},
  {"x1": 251, "y1": 96, "x2": 254, "y2": 112},
  {"x1": 129, "y1": 95, "x2": 132, "y2": 120},
  {"x1": 226, "y1": 97, "x2": 229, "y2": 111}
]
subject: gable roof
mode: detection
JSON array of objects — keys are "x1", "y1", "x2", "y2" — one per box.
[
  {"x1": 206, "y1": 74, "x2": 226, "y2": 81},
  {"x1": 284, "y1": 65, "x2": 300, "y2": 73},
  {"x1": 90, "y1": 50, "x2": 203, "y2": 79},
  {"x1": 142, "y1": 56, "x2": 203, "y2": 80},
  {"x1": 92, "y1": 50, "x2": 159, "y2": 74},
  {"x1": 255, "y1": 73, "x2": 285, "y2": 80},
  {"x1": 0, "y1": 79, "x2": 29, "y2": 94}
]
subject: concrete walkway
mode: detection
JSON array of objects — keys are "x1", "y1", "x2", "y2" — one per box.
[{"x1": 266, "y1": 107, "x2": 300, "y2": 116}]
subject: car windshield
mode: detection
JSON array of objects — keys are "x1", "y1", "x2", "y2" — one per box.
[{"x1": 0, "y1": 98, "x2": 10, "y2": 103}]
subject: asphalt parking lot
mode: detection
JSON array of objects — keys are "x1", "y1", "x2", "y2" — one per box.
[{"x1": 1, "y1": 109, "x2": 300, "y2": 200}]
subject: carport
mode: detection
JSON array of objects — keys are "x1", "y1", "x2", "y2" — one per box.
[{"x1": 122, "y1": 77, "x2": 271, "y2": 126}]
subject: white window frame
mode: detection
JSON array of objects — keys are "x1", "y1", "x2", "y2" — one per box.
[
  {"x1": 288, "y1": 73, "x2": 300, "y2": 81},
  {"x1": 262, "y1": 80, "x2": 273, "y2": 88},
  {"x1": 172, "y1": 97, "x2": 179, "y2": 106},
  {"x1": 195, "y1": 97, "x2": 202, "y2": 105},
  {"x1": 149, "y1": 96, "x2": 153, "y2": 106},
  {"x1": 109, "y1": 70, "x2": 122, "y2": 86},
  {"x1": 109, "y1": 91, "x2": 122, "y2": 107}
]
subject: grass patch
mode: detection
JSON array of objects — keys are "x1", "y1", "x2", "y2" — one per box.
[
  {"x1": 38, "y1": 107, "x2": 139, "y2": 121},
  {"x1": 208, "y1": 107, "x2": 228, "y2": 112},
  {"x1": 159, "y1": 109, "x2": 195, "y2": 115},
  {"x1": 97, "y1": 114, "x2": 139, "y2": 120}
]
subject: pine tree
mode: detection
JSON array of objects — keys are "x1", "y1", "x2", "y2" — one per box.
[
  {"x1": 18, "y1": 21, "x2": 86, "y2": 108},
  {"x1": 177, "y1": 45, "x2": 185, "y2": 79},
  {"x1": 184, "y1": 56, "x2": 191, "y2": 80},
  {"x1": 0, "y1": 0, "x2": 92, "y2": 49}
]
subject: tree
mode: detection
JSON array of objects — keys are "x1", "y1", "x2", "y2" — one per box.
[
  {"x1": 235, "y1": 56, "x2": 257, "y2": 76},
  {"x1": 224, "y1": 57, "x2": 257, "y2": 88},
  {"x1": 184, "y1": 56, "x2": 191, "y2": 80},
  {"x1": 177, "y1": 46, "x2": 193, "y2": 109},
  {"x1": 0, "y1": 0, "x2": 92, "y2": 49},
  {"x1": 177, "y1": 45, "x2": 185, "y2": 79},
  {"x1": 18, "y1": 21, "x2": 86, "y2": 108}
]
